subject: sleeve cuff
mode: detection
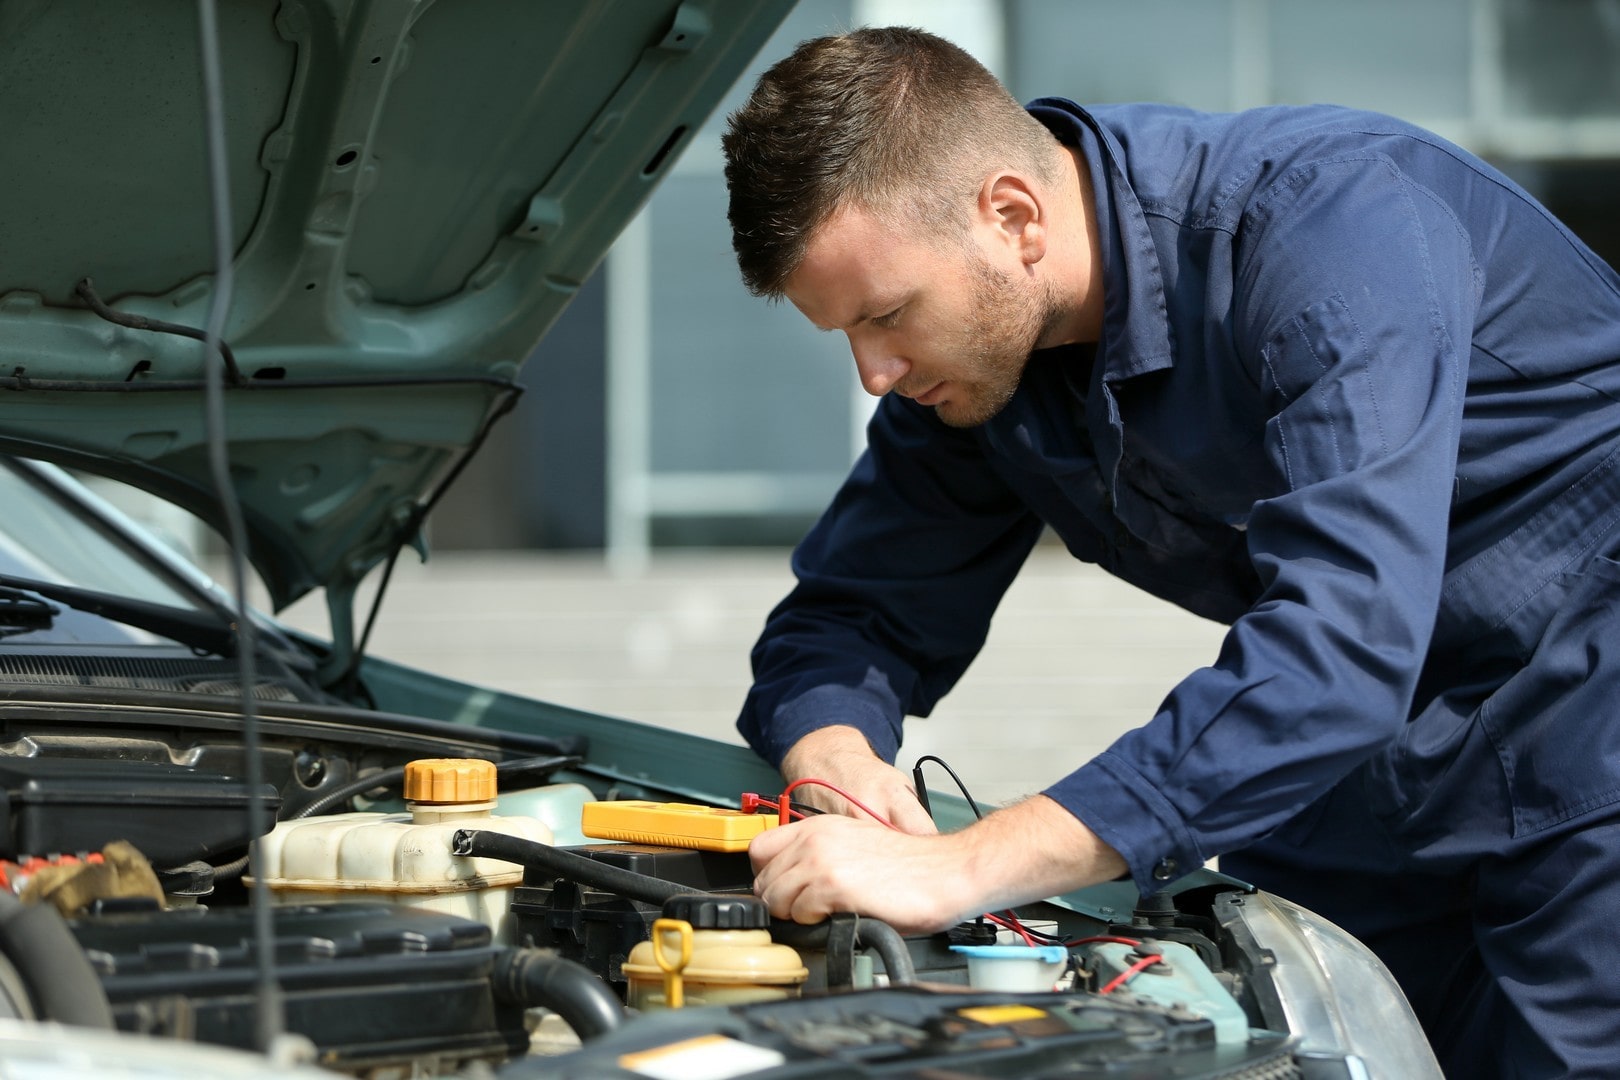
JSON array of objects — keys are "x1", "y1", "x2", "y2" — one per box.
[
  {"x1": 742, "y1": 679, "x2": 903, "y2": 767},
  {"x1": 1042, "y1": 751, "x2": 1206, "y2": 897}
]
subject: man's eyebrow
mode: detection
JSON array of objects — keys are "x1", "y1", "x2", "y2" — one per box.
[
  {"x1": 801, "y1": 297, "x2": 901, "y2": 333},
  {"x1": 837, "y1": 300, "x2": 901, "y2": 330},
  {"x1": 809, "y1": 310, "x2": 875, "y2": 333}
]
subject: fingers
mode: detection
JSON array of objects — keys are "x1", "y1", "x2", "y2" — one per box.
[
  {"x1": 821, "y1": 760, "x2": 935, "y2": 831},
  {"x1": 747, "y1": 816, "x2": 968, "y2": 934},
  {"x1": 756, "y1": 857, "x2": 834, "y2": 925},
  {"x1": 748, "y1": 815, "x2": 794, "y2": 865},
  {"x1": 884, "y1": 792, "x2": 939, "y2": 835},
  {"x1": 780, "y1": 730, "x2": 938, "y2": 833},
  {"x1": 749, "y1": 817, "x2": 841, "y2": 924}
]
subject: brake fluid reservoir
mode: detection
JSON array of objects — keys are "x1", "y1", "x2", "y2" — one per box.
[
  {"x1": 256, "y1": 758, "x2": 555, "y2": 944},
  {"x1": 623, "y1": 895, "x2": 807, "y2": 1010}
]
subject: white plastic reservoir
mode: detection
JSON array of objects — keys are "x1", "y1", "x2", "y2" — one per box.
[{"x1": 256, "y1": 758, "x2": 580, "y2": 944}]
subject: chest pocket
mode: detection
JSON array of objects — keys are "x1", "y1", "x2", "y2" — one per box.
[{"x1": 1113, "y1": 450, "x2": 1248, "y2": 557}]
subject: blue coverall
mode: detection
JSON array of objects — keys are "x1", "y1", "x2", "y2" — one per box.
[{"x1": 737, "y1": 99, "x2": 1620, "y2": 1077}]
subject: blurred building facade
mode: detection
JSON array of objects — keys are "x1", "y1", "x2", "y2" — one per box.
[{"x1": 431, "y1": 0, "x2": 1620, "y2": 556}]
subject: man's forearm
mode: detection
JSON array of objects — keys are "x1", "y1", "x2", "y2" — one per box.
[
  {"x1": 957, "y1": 795, "x2": 1128, "y2": 915},
  {"x1": 749, "y1": 783, "x2": 1126, "y2": 932}
]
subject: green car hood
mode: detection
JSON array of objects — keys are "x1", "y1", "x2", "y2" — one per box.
[{"x1": 0, "y1": 0, "x2": 790, "y2": 663}]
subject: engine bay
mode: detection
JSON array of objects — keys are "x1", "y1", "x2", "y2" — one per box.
[{"x1": 0, "y1": 694, "x2": 1347, "y2": 1079}]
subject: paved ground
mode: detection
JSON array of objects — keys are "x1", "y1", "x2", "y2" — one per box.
[{"x1": 270, "y1": 544, "x2": 1227, "y2": 809}]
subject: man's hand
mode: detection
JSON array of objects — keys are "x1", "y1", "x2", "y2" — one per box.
[
  {"x1": 779, "y1": 725, "x2": 937, "y2": 835},
  {"x1": 749, "y1": 794, "x2": 1128, "y2": 934},
  {"x1": 750, "y1": 815, "x2": 970, "y2": 932}
]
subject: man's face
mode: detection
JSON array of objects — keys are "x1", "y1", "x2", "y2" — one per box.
[{"x1": 783, "y1": 204, "x2": 1062, "y2": 428}]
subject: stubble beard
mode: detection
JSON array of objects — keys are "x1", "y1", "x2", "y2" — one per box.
[{"x1": 933, "y1": 252, "x2": 1068, "y2": 429}]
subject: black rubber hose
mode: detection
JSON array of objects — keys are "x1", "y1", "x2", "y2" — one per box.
[
  {"x1": 491, "y1": 949, "x2": 624, "y2": 1040},
  {"x1": 769, "y1": 915, "x2": 917, "y2": 986},
  {"x1": 0, "y1": 892, "x2": 114, "y2": 1028},
  {"x1": 453, "y1": 829, "x2": 689, "y2": 906},
  {"x1": 292, "y1": 764, "x2": 407, "y2": 819},
  {"x1": 455, "y1": 830, "x2": 917, "y2": 985},
  {"x1": 853, "y1": 918, "x2": 916, "y2": 986}
]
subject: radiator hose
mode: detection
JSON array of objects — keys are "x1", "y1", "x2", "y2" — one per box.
[
  {"x1": 0, "y1": 891, "x2": 114, "y2": 1028},
  {"x1": 491, "y1": 949, "x2": 624, "y2": 1040},
  {"x1": 768, "y1": 913, "x2": 917, "y2": 986}
]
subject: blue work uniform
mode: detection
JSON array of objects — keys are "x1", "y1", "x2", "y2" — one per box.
[{"x1": 737, "y1": 98, "x2": 1620, "y2": 1078}]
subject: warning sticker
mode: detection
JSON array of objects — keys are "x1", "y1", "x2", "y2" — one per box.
[
  {"x1": 958, "y1": 1004, "x2": 1049, "y2": 1025},
  {"x1": 619, "y1": 1034, "x2": 788, "y2": 1079}
]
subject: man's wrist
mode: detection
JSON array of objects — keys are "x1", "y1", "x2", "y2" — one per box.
[
  {"x1": 780, "y1": 724, "x2": 879, "y2": 780},
  {"x1": 959, "y1": 795, "x2": 1127, "y2": 913}
]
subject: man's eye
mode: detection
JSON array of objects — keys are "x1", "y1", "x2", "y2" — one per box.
[{"x1": 872, "y1": 308, "x2": 903, "y2": 328}]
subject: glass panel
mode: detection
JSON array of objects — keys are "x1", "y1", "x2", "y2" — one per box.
[
  {"x1": 693, "y1": 0, "x2": 857, "y2": 144},
  {"x1": 1269, "y1": 0, "x2": 1471, "y2": 119},
  {"x1": 0, "y1": 461, "x2": 201, "y2": 609},
  {"x1": 646, "y1": 175, "x2": 854, "y2": 476},
  {"x1": 1009, "y1": 0, "x2": 1237, "y2": 109},
  {"x1": 1500, "y1": 0, "x2": 1620, "y2": 119}
]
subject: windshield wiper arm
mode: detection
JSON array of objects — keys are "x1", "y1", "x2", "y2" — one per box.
[
  {"x1": 0, "y1": 586, "x2": 61, "y2": 638},
  {"x1": 0, "y1": 573, "x2": 237, "y2": 657}
]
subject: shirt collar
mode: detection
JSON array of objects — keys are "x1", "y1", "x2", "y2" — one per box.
[{"x1": 1026, "y1": 98, "x2": 1175, "y2": 383}]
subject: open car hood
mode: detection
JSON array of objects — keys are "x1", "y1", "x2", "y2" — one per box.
[{"x1": 0, "y1": 0, "x2": 790, "y2": 651}]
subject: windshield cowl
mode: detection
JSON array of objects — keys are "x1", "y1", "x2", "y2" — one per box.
[{"x1": 0, "y1": 573, "x2": 236, "y2": 657}]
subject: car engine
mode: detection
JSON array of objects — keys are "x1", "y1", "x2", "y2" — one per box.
[{"x1": 0, "y1": 692, "x2": 1417, "y2": 1079}]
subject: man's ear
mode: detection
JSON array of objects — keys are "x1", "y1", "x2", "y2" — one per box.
[{"x1": 977, "y1": 171, "x2": 1047, "y2": 266}]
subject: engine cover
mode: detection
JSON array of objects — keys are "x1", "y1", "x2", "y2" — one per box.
[{"x1": 70, "y1": 901, "x2": 528, "y2": 1073}]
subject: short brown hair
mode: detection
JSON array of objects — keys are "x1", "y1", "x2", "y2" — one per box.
[{"x1": 722, "y1": 26, "x2": 1057, "y2": 297}]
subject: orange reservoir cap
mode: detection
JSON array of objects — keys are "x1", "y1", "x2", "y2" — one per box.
[
  {"x1": 404, "y1": 758, "x2": 497, "y2": 804},
  {"x1": 581, "y1": 801, "x2": 778, "y2": 852}
]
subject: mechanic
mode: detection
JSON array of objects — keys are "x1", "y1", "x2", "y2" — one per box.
[{"x1": 721, "y1": 26, "x2": 1620, "y2": 1080}]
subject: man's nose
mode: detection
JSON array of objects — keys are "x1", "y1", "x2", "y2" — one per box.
[{"x1": 849, "y1": 334, "x2": 909, "y2": 397}]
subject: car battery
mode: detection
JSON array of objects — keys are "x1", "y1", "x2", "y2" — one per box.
[
  {"x1": 0, "y1": 757, "x2": 279, "y2": 865},
  {"x1": 69, "y1": 901, "x2": 528, "y2": 1074}
]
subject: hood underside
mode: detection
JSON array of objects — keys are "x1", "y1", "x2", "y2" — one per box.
[{"x1": 0, "y1": 0, "x2": 791, "y2": 629}]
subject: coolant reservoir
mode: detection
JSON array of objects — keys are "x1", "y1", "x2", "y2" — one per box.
[
  {"x1": 623, "y1": 894, "x2": 808, "y2": 1010},
  {"x1": 256, "y1": 758, "x2": 559, "y2": 944}
]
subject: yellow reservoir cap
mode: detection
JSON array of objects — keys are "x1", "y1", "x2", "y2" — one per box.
[
  {"x1": 581, "y1": 801, "x2": 778, "y2": 852},
  {"x1": 404, "y1": 758, "x2": 497, "y2": 804}
]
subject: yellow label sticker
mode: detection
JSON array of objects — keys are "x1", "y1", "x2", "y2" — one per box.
[{"x1": 958, "y1": 1004, "x2": 1049, "y2": 1025}]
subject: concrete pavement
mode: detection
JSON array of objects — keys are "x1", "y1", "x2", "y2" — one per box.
[{"x1": 268, "y1": 544, "x2": 1226, "y2": 809}]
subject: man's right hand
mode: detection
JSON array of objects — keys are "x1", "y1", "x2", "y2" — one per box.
[{"x1": 779, "y1": 725, "x2": 938, "y2": 835}]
